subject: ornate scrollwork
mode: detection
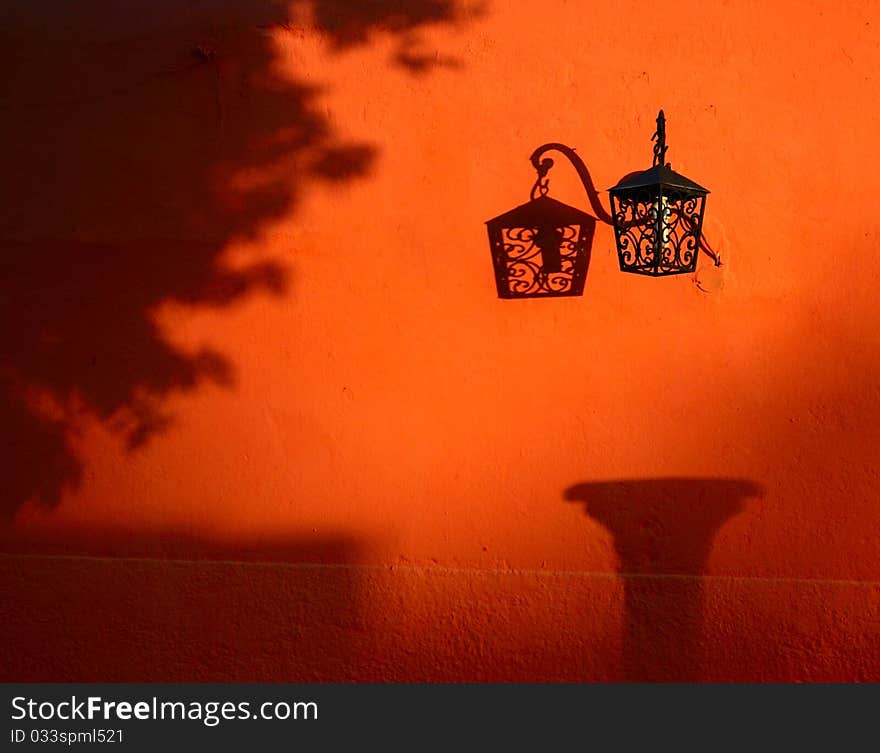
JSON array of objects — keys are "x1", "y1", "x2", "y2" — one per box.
[
  {"x1": 610, "y1": 189, "x2": 705, "y2": 276},
  {"x1": 493, "y1": 224, "x2": 588, "y2": 297}
]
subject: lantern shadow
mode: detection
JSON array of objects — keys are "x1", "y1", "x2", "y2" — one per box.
[
  {"x1": 564, "y1": 477, "x2": 762, "y2": 681},
  {"x1": 0, "y1": 0, "x2": 482, "y2": 526},
  {"x1": 485, "y1": 197, "x2": 597, "y2": 299}
]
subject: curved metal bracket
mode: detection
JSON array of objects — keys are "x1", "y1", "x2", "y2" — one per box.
[
  {"x1": 528, "y1": 140, "x2": 720, "y2": 267},
  {"x1": 528, "y1": 143, "x2": 614, "y2": 225}
]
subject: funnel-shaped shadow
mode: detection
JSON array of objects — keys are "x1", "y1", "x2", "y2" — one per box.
[{"x1": 565, "y1": 478, "x2": 762, "y2": 681}]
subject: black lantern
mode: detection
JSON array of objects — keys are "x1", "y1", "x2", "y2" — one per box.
[
  {"x1": 488, "y1": 110, "x2": 716, "y2": 298},
  {"x1": 486, "y1": 176, "x2": 596, "y2": 299},
  {"x1": 609, "y1": 111, "x2": 709, "y2": 276}
]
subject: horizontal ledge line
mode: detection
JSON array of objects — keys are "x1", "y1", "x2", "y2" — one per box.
[{"x1": 1, "y1": 552, "x2": 878, "y2": 589}]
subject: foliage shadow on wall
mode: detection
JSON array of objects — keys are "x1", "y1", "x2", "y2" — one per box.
[{"x1": 0, "y1": 0, "x2": 480, "y2": 526}]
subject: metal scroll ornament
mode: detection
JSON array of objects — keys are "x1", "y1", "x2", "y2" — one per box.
[{"x1": 609, "y1": 110, "x2": 709, "y2": 276}]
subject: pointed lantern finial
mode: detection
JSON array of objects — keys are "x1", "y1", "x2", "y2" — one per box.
[{"x1": 652, "y1": 109, "x2": 668, "y2": 167}]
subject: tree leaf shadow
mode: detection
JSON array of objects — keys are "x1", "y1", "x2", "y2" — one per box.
[{"x1": 0, "y1": 0, "x2": 484, "y2": 523}]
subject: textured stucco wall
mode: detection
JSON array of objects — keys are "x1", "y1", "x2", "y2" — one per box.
[{"x1": 2, "y1": 0, "x2": 879, "y2": 681}]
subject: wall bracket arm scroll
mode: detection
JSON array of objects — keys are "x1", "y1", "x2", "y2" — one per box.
[{"x1": 529, "y1": 143, "x2": 614, "y2": 225}]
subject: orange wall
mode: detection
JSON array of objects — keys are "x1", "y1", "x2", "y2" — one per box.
[{"x1": 2, "y1": 0, "x2": 879, "y2": 681}]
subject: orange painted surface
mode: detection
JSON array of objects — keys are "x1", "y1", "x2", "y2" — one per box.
[{"x1": 2, "y1": 0, "x2": 879, "y2": 681}]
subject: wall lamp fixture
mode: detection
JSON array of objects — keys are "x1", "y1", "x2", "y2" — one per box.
[{"x1": 486, "y1": 110, "x2": 718, "y2": 299}]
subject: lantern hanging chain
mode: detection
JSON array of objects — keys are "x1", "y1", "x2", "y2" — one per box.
[{"x1": 530, "y1": 158, "x2": 552, "y2": 199}]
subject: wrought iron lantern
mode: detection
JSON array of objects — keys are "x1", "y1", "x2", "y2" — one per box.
[
  {"x1": 487, "y1": 110, "x2": 715, "y2": 298},
  {"x1": 486, "y1": 181, "x2": 596, "y2": 299},
  {"x1": 609, "y1": 110, "x2": 709, "y2": 276}
]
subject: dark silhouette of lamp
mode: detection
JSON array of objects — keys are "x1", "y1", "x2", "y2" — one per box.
[
  {"x1": 487, "y1": 110, "x2": 718, "y2": 298},
  {"x1": 609, "y1": 110, "x2": 710, "y2": 276},
  {"x1": 485, "y1": 171, "x2": 596, "y2": 299}
]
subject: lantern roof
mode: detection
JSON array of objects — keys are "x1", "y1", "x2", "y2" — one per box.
[
  {"x1": 609, "y1": 163, "x2": 709, "y2": 195},
  {"x1": 486, "y1": 194, "x2": 597, "y2": 228}
]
